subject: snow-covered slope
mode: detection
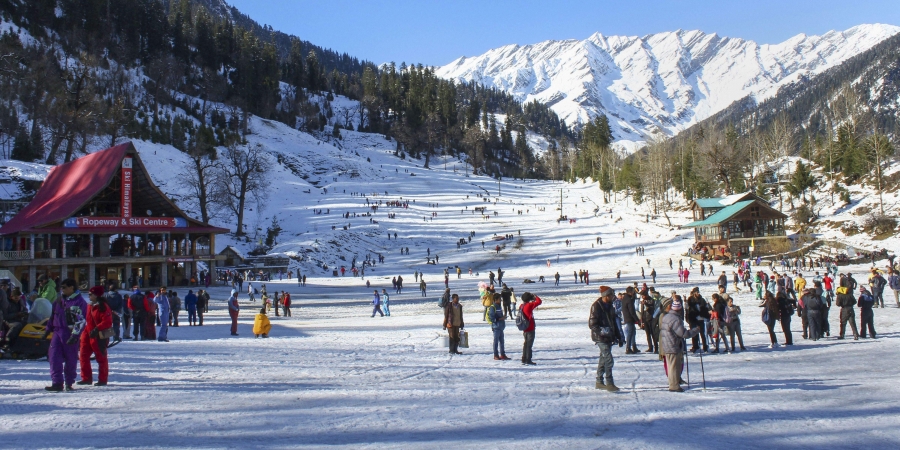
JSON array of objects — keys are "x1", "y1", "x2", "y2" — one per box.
[
  {"x1": 3, "y1": 121, "x2": 900, "y2": 448},
  {"x1": 437, "y1": 24, "x2": 900, "y2": 147}
]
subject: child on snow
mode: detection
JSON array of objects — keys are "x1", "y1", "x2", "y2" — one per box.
[{"x1": 254, "y1": 308, "x2": 271, "y2": 338}]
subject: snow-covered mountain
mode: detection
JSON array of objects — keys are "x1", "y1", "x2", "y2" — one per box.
[{"x1": 436, "y1": 24, "x2": 900, "y2": 147}]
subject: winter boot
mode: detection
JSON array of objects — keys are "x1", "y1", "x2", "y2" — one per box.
[
  {"x1": 45, "y1": 384, "x2": 63, "y2": 392},
  {"x1": 595, "y1": 381, "x2": 606, "y2": 390},
  {"x1": 605, "y1": 380, "x2": 620, "y2": 392},
  {"x1": 76, "y1": 380, "x2": 92, "y2": 386}
]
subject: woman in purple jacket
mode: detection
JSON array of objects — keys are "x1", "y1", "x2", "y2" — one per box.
[{"x1": 44, "y1": 279, "x2": 87, "y2": 392}]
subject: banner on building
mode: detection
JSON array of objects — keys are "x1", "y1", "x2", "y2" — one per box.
[{"x1": 121, "y1": 156, "x2": 132, "y2": 218}]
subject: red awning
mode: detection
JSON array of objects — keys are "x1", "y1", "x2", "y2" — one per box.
[
  {"x1": 0, "y1": 143, "x2": 130, "y2": 235},
  {"x1": 0, "y1": 142, "x2": 228, "y2": 236}
]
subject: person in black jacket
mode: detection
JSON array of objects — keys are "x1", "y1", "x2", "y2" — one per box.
[
  {"x1": 196, "y1": 290, "x2": 209, "y2": 325},
  {"x1": 836, "y1": 286, "x2": 859, "y2": 340},
  {"x1": 621, "y1": 286, "x2": 640, "y2": 354},
  {"x1": 857, "y1": 287, "x2": 876, "y2": 338},
  {"x1": 686, "y1": 288, "x2": 710, "y2": 353},
  {"x1": 776, "y1": 291, "x2": 796, "y2": 345},
  {"x1": 590, "y1": 286, "x2": 624, "y2": 392},
  {"x1": 500, "y1": 284, "x2": 513, "y2": 319},
  {"x1": 103, "y1": 283, "x2": 124, "y2": 343}
]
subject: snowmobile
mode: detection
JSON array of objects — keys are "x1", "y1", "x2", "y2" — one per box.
[
  {"x1": 0, "y1": 322, "x2": 52, "y2": 360},
  {"x1": 0, "y1": 298, "x2": 53, "y2": 360}
]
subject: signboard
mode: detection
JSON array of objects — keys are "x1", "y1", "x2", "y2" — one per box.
[
  {"x1": 167, "y1": 257, "x2": 194, "y2": 263},
  {"x1": 121, "y1": 156, "x2": 132, "y2": 218},
  {"x1": 64, "y1": 217, "x2": 188, "y2": 228}
]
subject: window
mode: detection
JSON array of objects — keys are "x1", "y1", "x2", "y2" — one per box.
[{"x1": 750, "y1": 206, "x2": 760, "y2": 217}]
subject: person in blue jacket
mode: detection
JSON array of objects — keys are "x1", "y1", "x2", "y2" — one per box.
[
  {"x1": 154, "y1": 287, "x2": 170, "y2": 342},
  {"x1": 184, "y1": 290, "x2": 199, "y2": 326},
  {"x1": 488, "y1": 293, "x2": 509, "y2": 360},
  {"x1": 371, "y1": 290, "x2": 384, "y2": 317}
]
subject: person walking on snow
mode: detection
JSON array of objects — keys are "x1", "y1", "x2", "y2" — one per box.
[
  {"x1": 519, "y1": 292, "x2": 543, "y2": 365},
  {"x1": 228, "y1": 290, "x2": 240, "y2": 336},
  {"x1": 443, "y1": 294, "x2": 464, "y2": 354},
  {"x1": 381, "y1": 289, "x2": 391, "y2": 316},
  {"x1": 371, "y1": 290, "x2": 385, "y2": 317},
  {"x1": 44, "y1": 279, "x2": 87, "y2": 392},
  {"x1": 184, "y1": 290, "x2": 198, "y2": 326},
  {"x1": 77, "y1": 286, "x2": 112, "y2": 387},
  {"x1": 590, "y1": 286, "x2": 624, "y2": 391}
]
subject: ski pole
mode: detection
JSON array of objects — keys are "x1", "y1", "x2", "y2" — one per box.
[
  {"x1": 698, "y1": 346, "x2": 707, "y2": 391},
  {"x1": 684, "y1": 339, "x2": 690, "y2": 389}
]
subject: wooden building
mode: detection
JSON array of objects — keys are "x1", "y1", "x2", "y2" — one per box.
[
  {"x1": 0, "y1": 142, "x2": 228, "y2": 290},
  {"x1": 682, "y1": 192, "x2": 788, "y2": 259}
]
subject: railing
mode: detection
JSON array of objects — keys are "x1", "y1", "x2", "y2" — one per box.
[
  {"x1": 732, "y1": 230, "x2": 786, "y2": 239},
  {"x1": 0, "y1": 250, "x2": 31, "y2": 260}
]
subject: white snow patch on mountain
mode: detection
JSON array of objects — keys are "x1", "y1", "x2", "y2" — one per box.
[{"x1": 437, "y1": 24, "x2": 900, "y2": 148}]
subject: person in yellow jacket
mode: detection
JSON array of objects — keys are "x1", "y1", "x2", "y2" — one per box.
[
  {"x1": 253, "y1": 308, "x2": 271, "y2": 338},
  {"x1": 794, "y1": 274, "x2": 807, "y2": 294}
]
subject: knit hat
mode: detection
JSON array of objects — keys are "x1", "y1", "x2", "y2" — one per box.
[
  {"x1": 661, "y1": 298, "x2": 673, "y2": 311},
  {"x1": 672, "y1": 297, "x2": 683, "y2": 310},
  {"x1": 599, "y1": 285, "x2": 615, "y2": 297},
  {"x1": 89, "y1": 285, "x2": 105, "y2": 297}
]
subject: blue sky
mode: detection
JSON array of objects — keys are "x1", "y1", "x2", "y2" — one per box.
[{"x1": 227, "y1": 0, "x2": 900, "y2": 66}]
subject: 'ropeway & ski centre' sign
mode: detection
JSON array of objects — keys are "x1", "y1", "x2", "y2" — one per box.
[{"x1": 63, "y1": 217, "x2": 188, "y2": 228}]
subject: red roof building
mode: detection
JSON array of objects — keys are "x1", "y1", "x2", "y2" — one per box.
[{"x1": 0, "y1": 142, "x2": 228, "y2": 292}]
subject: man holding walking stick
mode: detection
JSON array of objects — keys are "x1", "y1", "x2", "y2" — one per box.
[{"x1": 660, "y1": 296, "x2": 701, "y2": 392}]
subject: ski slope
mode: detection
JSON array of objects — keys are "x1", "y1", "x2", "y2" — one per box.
[{"x1": 2, "y1": 137, "x2": 899, "y2": 447}]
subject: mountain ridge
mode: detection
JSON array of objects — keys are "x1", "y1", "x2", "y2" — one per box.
[{"x1": 437, "y1": 24, "x2": 900, "y2": 148}]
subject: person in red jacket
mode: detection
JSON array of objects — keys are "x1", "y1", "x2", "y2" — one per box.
[
  {"x1": 520, "y1": 292, "x2": 543, "y2": 365},
  {"x1": 78, "y1": 286, "x2": 113, "y2": 386}
]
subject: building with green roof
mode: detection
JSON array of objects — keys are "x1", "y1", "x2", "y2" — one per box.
[{"x1": 682, "y1": 192, "x2": 788, "y2": 259}]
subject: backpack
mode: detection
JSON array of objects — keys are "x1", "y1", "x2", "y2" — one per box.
[
  {"x1": 438, "y1": 292, "x2": 449, "y2": 308},
  {"x1": 835, "y1": 286, "x2": 848, "y2": 295},
  {"x1": 130, "y1": 293, "x2": 145, "y2": 312},
  {"x1": 515, "y1": 305, "x2": 529, "y2": 331}
]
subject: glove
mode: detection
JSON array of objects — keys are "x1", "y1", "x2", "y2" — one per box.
[
  {"x1": 89, "y1": 329, "x2": 99, "y2": 338},
  {"x1": 618, "y1": 339, "x2": 624, "y2": 348}
]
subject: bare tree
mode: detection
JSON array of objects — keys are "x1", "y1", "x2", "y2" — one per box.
[
  {"x1": 864, "y1": 132, "x2": 895, "y2": 216},
  {"x1": 762, "y1": 114, "x2": 795, "y2": 210},
  {"x1": 213, "y1": 142, "x2": 271, "y2": 236}
]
